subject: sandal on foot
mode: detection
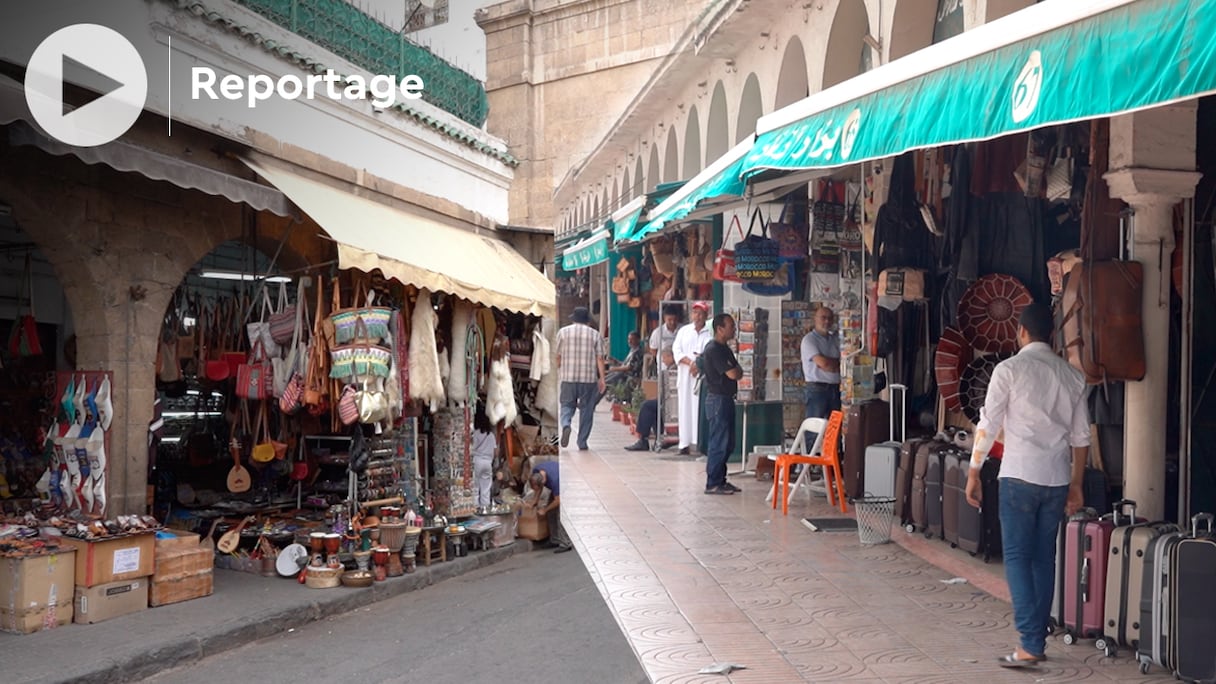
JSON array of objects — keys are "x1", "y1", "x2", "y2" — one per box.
[{"x1": 997, "y1": 652, "x2": 1042, "y2": 668}]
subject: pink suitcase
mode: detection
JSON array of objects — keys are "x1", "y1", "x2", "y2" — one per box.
[{"x1": 1052, "y1": 510, "x2": 1116, "y2": 643}]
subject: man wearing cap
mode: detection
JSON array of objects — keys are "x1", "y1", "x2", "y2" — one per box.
[
  {"x1": 555, "y1": 306, "x2": 606, "y2": 451},
  {"x1": 672, "y1": 301, "x2": 712, "y2": 455}
]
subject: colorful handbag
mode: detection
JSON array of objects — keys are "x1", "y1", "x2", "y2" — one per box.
[
  {"x1": 329, "y1": 319, "x2": 392, "y2": 380},
  {"x1": 712, "y1": 215, "x2": 743, "y2": 283},
  {"x1": 236, "y1": 340, "x2": 274, "y2": 400},
  {"x1": 279, "y1": 369, "x2": 305, "y2": 415},
  {"x1": 267, "y1": 281, "x2": 298, "y2": 346},
  {"x1": 328, "y1": 279, "x2": 391, "y2": 345},
  {"x1": 337, "y1": 384, "x2": 359, "y2": 426},
  {"x1": 768, "y1": 195, "x2": 809, "y2": 260},
  {"x1": 250, "y1": 402, "x2": 276, "y2": 464},
  {"x1": 246, "y1": 288, "x2": 281, "y2": 358},
  {"x1": 734, "y1": 207, "x2": 780, "y2": 281}
]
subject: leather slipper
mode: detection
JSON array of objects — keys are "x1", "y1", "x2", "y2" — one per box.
[{"x1": 997, "y1": 652, "x2": 1042, "y2": 668}]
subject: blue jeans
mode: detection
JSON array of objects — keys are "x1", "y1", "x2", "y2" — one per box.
[
  {"x1": 704, "y1": 393, "x2": 735, "y2": 489},
  {"x1": 560, "y1": 381, "x2": 600, "y2": 449},
  {"x1": 999, "y1": 477, "x2": 1068, "y2": 656},
  {"x1": 636, "y1": 399, "x2": 658, "y2": 439},
  {"x1": 805, "y1": 385, "x2": 841, "y2": 420}
]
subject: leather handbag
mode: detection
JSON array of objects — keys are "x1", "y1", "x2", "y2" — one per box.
[
  {"x1": 337, "y1": 383, "x2": 360, "y2": 426},
  {"x1": 1058, "y1": 260, "x2": 1145, "y2": 384},
  {"x1": 356, "y1": 379, "x2": 390, "y2": 425},
  {"x1": 250, "y1": 402, "x2": 276, "y2": 464},
  {"x1": 734, "y1": 207, "x2": 780, "y2": 281},
  {"x1": 712, "y1": 214, "x2": 744, "y2": 283},
  {"x1": 267, "y1": 281, "x2": 298, "y2": 346},
  {"x1": 304, "y1": 277, "x2": 330, "y2": 409}
]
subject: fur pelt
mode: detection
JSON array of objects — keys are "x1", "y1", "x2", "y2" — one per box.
[
  {"x1": 408, "y1": 290, "x2": 446, "y2": 413},
  {"x1": 447, "y1": 300, "x2": 473, "y2": 406},
  {"x1": 533, "y1": 316, "x2": 559, "y2": 426},
  {"x1": 485, "y1": 355, "x2": 517, "y2": 427}
]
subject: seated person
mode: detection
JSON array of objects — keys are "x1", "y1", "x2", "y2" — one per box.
[
  {"x1": 604, "y1": 330, "x2": 644, "y2": 399},
  {"x1": 624, "y1": 398, "x2": 659, "y2": 451}
]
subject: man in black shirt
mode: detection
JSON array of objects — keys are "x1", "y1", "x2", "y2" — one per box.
[{"x1": 700, "y1": 313, "x2": 743, "y2": 495}]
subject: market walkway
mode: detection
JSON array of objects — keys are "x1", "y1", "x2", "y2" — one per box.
[{"x1": 562, "y1": 406, "x2": 1159, "y2": 684}]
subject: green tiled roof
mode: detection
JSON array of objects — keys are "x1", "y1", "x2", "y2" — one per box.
[{"x1": 167, "y1": 0, "x2": 517, "y2": 166}]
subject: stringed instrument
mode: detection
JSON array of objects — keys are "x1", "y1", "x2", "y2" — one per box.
[
  {"x1": 225, "y1": 413, "x2": 251, "y2": 493},
  {"x1": 216, "y1": 515, "x2": 255, "y2": 554}
]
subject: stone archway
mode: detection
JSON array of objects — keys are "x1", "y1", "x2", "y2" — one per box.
[
  {"x1": 707, "y1": 81, "x2": 731, "y2": 159},
  {"x1": 823, "y1": 0, "x2": 872, "y2": 89},
  {"x1": 683, "y1": 106, "x2": 703, "y2": 177},
  {"x1": 633, "y1": 156, "x2": 644, "y2": 198},
  {"x1": 647, "y1": 143, "x2": 661, "y2": 192},
  {"x1": 663, "y1": 126, "x2": 680, "y2": 183},
  {"x1": 888, "y1": 0, "x2": 936, "y2": 61},
  {"x1": 737, "y1": 73, "x2": 764, "y2": 144},
  {"x1": 774, "y1": 36, "x2": 810, "y2": 109},
  {"x1": 622, "y1": 167, "x2": 633, "y2": 202}
]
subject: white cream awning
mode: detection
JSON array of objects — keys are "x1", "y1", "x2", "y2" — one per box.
[{"x1": 243, "y1": 159, "x2": 555, "y2": 317}]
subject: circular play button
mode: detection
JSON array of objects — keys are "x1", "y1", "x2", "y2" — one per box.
[{"x1": 24, "y1": 24, "x2": 148, "y2": 147}]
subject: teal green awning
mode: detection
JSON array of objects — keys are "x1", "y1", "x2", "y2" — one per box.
[
  {"x1": 609, "y1": 197, "x2": 646, "y2": 242},
  {"x1": 561, "y1": 230, "x2": 609, "y2": 270},
  {"x1": 631, "y1": 139, "x2": 752, "y2": 243},
  {"x1": 743, "y1": 0, "x2": 1216, "y2": 179}
]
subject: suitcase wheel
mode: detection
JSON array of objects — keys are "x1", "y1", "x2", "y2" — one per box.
[
  {"x1": 1062, "y1": 632, "x2": 1076, "y2": 646},
  {"x1": 1094, "y1": 638, "x2": 1111, "y2": 655},
  {"x1": 1139, "y1": 661, "x2": 1150, "y2": 675},
  {"x1": 950, "y1": 542, "x2": 957, "y2": 549},
  {"x1": 905, "y1": 524, "x2": 915, "y2": 534}
]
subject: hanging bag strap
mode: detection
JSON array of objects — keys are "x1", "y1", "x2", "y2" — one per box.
[{"x1": 722, "y1": 214, "x2": 744, "y2": 247}]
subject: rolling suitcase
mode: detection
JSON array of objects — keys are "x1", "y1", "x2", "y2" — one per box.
[
  {"x1": 1137, "y1": 523, "x2": 1185, "y2": 676},
  {"x1": 1171, "y1": 513, "x2": 1216, "y2": 683},
  {"x1": 942, "y1": 448, "x2": 967, "y2": 547},
  {"x1": 923, "y1": 443, "x2": 949, "y2": 540},
  {"x1": 843, "y1": 399, "x2": 889, "y2": 499},
  {"x1": 862, "y1": 385, "x2": 906, "y2": 499},
  {"x1": 896, "y1": 437, "x2": 933, "y2": 527},
  {"x1": 1052, "y1": 509, "x2": 1116, "y2": 645},
  {"x1": 1101, "y1": 500, "x2": 1177, "y2": 657},
  {"x1": 978, "y1": 457, "x2": 1002, "y2": 560},
  {"x1": 909, "y1": 440, "x2": 936, "y2": 534}
]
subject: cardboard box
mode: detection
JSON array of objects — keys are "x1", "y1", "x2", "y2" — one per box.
[
  {"x1": 149, "y1": 572, "x2": 213, "y2": 607},
  {"x1": 0, "y1": 550, "x2": 76, "y2": 634},
  {"x1": 60, "y1": 531, "x2": 156, "y2": 587},
  {"x1": 74, "y1": 578, "x2": 149, "y2": 624}
]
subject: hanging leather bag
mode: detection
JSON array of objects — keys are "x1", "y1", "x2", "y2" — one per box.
[
  {"x1": 250, "y1": 401, "x2": 277, "y2": 464},
  {"x1": 1058, "y1": 260, "x2": 1145, "y2": 384},
  {"x1": 8, "y1": 253, "x2": 42, "y2": 357}
]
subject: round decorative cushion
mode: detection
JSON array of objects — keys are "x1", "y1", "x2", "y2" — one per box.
[
  {"x1": 959, "y1": 353, "x2": 1011, "y2": 424},
  {"x1": 934, "y1": 327, "x2": 972, "y2": 412},
  {"x1": 957, "y1": 274, "x2": 1034, "y2": 355}
]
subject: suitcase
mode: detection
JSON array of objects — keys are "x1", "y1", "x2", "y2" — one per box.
[
  {"x1": 896, "y1": 437, "x2": 933, "y2": 526},
  {"x1": 923, "y1": 443, "x2": 949, "y2": 540},
  {"x1": 909, "y1": 441, "x2": 937, "y2": 534},
  {"x1": 1052, "y1": 510, "x2": 1116, "y2": 644},
  {"x1": 1171, "y1": 513, "x2": 1216, "y2": 683},
  {"x1": 942, "y1": 447, "x2": 967, "y2": 548},
  {"x1": 1058, "y1": 260, "x2": 1145, "y2": 384},
  {"x1": 862, "y1": 385, "x2": 906, "y2": 500},
  {"x1": 1137, "y1": 524, "x2": 1186, "y2": 676},
  {"x1": 978, "y1": 457, "x2": 1002, "y2": 560},
  {"x1": 843, "y1": 399, "x2": 890, "y2": 499},
  {"x1": 1101, "y1": 500, "x2": 1177, "y2": 657}
]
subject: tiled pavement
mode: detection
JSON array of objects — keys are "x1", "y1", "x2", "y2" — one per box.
[{"x1": 558, "y1": 406, "x2": 1164, "y2": 684}]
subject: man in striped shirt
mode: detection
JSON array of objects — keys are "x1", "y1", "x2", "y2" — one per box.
[{"x1": 556, "y1": 306, "x2": 606, "y2": 450}]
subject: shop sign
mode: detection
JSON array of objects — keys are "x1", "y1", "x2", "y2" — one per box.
[
  {"x1": 933, "y1": 0, "x2": 965, "y2": 44},
  {"x1": 562, "y1": 233, "x2": 609, "y2": 270}
]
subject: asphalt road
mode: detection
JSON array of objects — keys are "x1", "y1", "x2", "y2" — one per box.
[{"x1": 137, "y1": 550, "x2": 649, "y2": 684}]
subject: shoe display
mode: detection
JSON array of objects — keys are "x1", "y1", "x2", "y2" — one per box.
[
  {"x1": 623, "y1": 440, "x2": 649, "y2": 451},
  {"x1": 560, "y1": 426, "x2": 571, "y2": 447}
]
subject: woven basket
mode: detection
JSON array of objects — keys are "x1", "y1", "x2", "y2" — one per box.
[{"x1": 304, "y1": 566, "x2": 342, "y2": 589}]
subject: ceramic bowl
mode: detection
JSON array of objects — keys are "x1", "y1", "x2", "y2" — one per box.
[{"x1": 341, "y1": 570, "x2": 374, "y2": 588}]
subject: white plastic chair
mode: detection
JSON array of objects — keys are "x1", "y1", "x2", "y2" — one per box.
[{"x1": 764, "y1": 417, "x2": 827, "y2": 509}]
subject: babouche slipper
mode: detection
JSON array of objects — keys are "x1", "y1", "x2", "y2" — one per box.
[{"x1": 997, "y1": 651, "x2": 1045, "y2": 668}]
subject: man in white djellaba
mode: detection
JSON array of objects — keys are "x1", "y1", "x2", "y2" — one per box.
[{"x1": 671, "y1": 301, "x2": 712, "y2": 455}]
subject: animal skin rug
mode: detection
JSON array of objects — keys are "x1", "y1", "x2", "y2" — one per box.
[
  {"x1": 447, "y1": 300, "x2": 472, "y2": 406},
  {"x1": 485, "y1": 355, "x2": 517, "y2": 427},
  {"x1": 408, "y1": 290, "x2": 446, "y2": 412},
  {"x1": 533, "y1": 316, "x2": 559, "y2": 426}
]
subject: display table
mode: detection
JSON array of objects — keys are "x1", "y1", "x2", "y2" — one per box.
[{"x1": 417, "y1": 526, "x2": 446, "y2": 566}]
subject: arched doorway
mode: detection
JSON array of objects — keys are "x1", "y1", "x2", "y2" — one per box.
[
  {"x1": 823, "y1": 0, "x2": 872, "y2": 89},
  {"x1": 888, "y1": 0, "x2": 936, "y2": 61},
  {"x1": 683, "y1": 106, "x2": 703, "y2": 176},
  {"x1": 774, "y1": 37, "x2": 810, "y2": 109},
  {"x1": 663, "y1": 126, "x2": 680, "y2": 183},
  {"x1": 707, "y1": 81, "x2": 731, "y2": 158},
  {"x1": 737, "y1": 73, "x2": 764, "y2": 143}
]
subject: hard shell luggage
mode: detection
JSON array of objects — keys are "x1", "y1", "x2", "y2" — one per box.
[
  {"x1": 1058, "y1": 260, "x2": 1145, "y2": 384},
  {"x1": 942, "y1": 448, "x2": 967, "y2": 547},
  {"x1": 896, "y1": 437, "x2": 933, "y2": 526},
  {"x1": 909, "y1": 441, "x2": 937, "y2": 534},
  {"x1": 1137, "y1": 523, "x2": 1184, "y2": 676},
  {"x1": 1101, "y1": 501, "x2": 1177, "y2": 657},
  {"x1": 862, "y1": 385, "x2": 906, "y2": 500},
  {"x1": 1052, "y1": 510, "x2": 1116, "y2": 645},
  {"x1": 843, "y1": 399, "x2": 890, "y2": 499},
  {"x1": 923, "y1": 443, "x2": 949, "y2": 540},
  {"x1": 1170, "y1": 513, "x2": 1216, "y2": 683},
  {"x1": 978, "y1": 457, "x2": 1002, "y2": 560}
]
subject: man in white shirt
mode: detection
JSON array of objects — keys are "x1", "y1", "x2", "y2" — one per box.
[
  {"x1": 966, "y1": 302, "x2": 1088, "y2": 668},
  {"x1": 648, "y1": 305, "x2": 682, "y2": 373},
  {"x1": 672, "y1": 301, "x2": 712, "y2": 455}
]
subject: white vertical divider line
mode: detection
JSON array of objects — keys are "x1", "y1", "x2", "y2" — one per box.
[{"x1": 167, "y1": 36, "x2": 172, "y2": 136}]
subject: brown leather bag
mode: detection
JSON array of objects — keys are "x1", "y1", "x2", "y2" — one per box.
[{"x1": 1058, "y1": 260, "x2": 1145, "y2": 384}]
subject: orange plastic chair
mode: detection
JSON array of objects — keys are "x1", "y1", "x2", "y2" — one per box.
[{"x1": 773, "y1": 410, "x2": 846, "y2": 515}]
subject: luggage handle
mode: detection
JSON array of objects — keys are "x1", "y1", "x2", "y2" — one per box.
[
  {"x1": 1192, "y1": 512, "x2": 1214, "y2": 537},
  {"x1": 1110, "y1": 499, "x2": 1137, "y2": 526},
  {"x1": 888, "y1": 383, "x2": 907, "y2": 443}
]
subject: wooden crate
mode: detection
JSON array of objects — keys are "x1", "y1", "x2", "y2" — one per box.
[
  {"x1": 149, "y1": 572, "x2": 213, "y2": 607},
  {"x1": 153, "y1": 546, "x2": 213, "y2": 582}
]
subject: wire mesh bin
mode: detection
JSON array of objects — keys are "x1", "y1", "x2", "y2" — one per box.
[{"x1": 852, "y1": 496, "x2": 896, "y2": 545}]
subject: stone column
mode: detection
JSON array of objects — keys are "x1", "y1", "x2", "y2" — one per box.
[{"x1": 1104, "y1": 104, "x2": 1202, "y2": 521}]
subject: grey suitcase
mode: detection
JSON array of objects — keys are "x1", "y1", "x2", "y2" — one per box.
[
  {"x1": 923, "y1": 443, "x2": 948, "y2": 540},
  {"x1": 1101, "y1": 501, "x2": 1177, "y2": 657},
  {"x1": 1136, "y1": 525, "x2": 1185, "y2": 675},
  {"x1": 1171, "y1": 513, "x2": 1216, "y2": 683},
  {"x1": 941, "y1": 447, "x2": 966, "y2": 547},
  {"x1": 862, "y1": 385, "x2": 906, "y2": 499}
]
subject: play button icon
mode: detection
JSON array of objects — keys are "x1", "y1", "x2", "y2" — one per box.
[{"x1": 25, "y1": 24, "x2": 148, "y2": 147}]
